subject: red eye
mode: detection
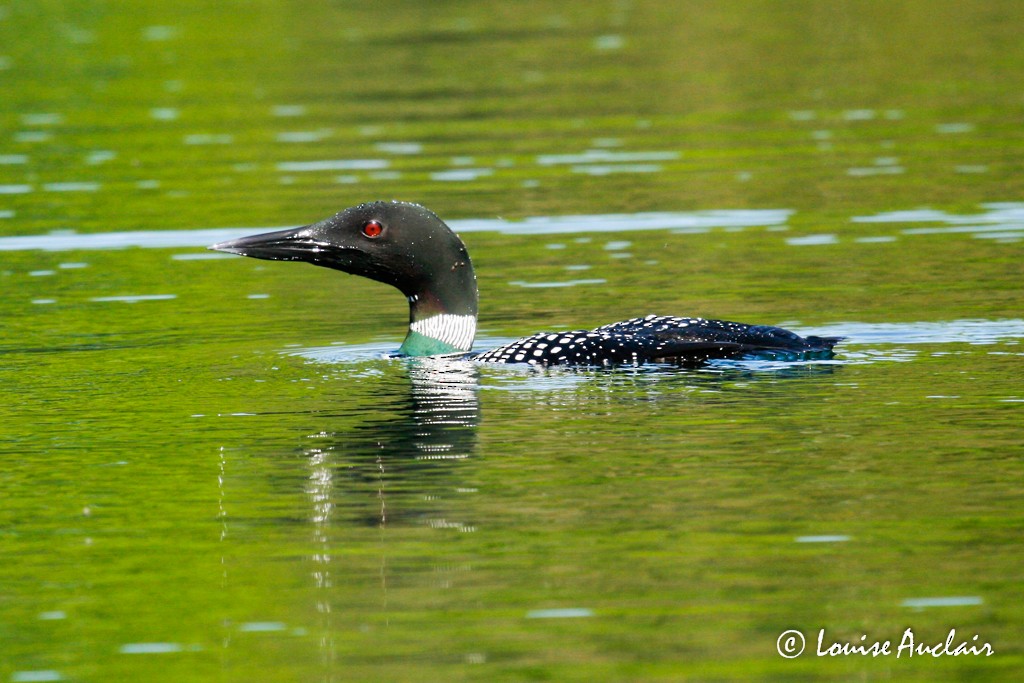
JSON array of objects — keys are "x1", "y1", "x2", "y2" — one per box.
[{"x1": 362, "y1": 220, "x2": 383, "y2": 238}]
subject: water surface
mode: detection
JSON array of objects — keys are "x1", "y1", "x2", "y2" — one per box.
[{"x1": 2, "y1": 1, "x2": 1023, "y2": 681}]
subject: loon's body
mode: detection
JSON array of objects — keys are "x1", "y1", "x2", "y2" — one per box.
[{"x1": 211, "y1": 201, "x2": 840, "y2": 367}]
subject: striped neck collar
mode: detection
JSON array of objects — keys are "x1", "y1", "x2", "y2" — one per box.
[{"x1": 400, "y1": 313, "x2": 477, "y2": 356}]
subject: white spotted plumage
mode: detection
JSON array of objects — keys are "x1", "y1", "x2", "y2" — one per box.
[{"x1": 473, "y1": 314, "x2": 839, "y2": 366}]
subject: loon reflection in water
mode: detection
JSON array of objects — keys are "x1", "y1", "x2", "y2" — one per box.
[
  {"x1": 211, "y1": 201, "x2": 841, "y2": 367},
  {"x1": 303, "y1": 358, "x2": 480, "y2": 529}
]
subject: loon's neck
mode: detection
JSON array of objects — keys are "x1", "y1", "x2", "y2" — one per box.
[{"x1": 398, "y1": 259, "x2": 478, "y2": 356}]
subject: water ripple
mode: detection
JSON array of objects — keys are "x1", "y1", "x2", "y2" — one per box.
[
  {"x1": 0, "y1": 210, "x2": 793, "y2": 251},
  {"x1": 802, "y1": 319, "x2": 1024, "y2": 345},
  {"x1": 282, "y1": 320, "x2": 1022, "y2": 370}
]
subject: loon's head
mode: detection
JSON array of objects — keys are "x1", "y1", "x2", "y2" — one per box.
[{"x1": 210, "y1": 201, "x2": 478, "y2": 356}]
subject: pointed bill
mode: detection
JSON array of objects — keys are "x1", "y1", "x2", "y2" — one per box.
[{"x1": 209, "y1": 226, "x2": 322, "y2": 261}]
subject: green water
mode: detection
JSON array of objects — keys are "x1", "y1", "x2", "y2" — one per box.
[{"x1": 2, "y1": 1, "x2": 1023, "y2": 681}]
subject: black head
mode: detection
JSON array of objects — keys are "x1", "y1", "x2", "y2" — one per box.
[{"x1": 210, "y1": 201, "x2": 478, "y2": 318}]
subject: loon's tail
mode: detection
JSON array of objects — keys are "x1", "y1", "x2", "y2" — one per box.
[{"x1": 804, "y1": 336, "x2": 845, "y2": 352}]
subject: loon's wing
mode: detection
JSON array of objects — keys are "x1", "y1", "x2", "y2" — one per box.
[
  {"x1": 641, "y1": 338, "x2": 746, "y2": 366},
  {"x1": 600, "y1": 316, "x2": 842, "y2": 357}
]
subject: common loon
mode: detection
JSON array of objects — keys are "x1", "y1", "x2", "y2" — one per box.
[{"x1": 210, "y1": 201, "x2": 841, "y2": 366}]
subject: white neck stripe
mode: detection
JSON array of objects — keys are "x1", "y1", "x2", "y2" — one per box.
[{"x1": 410, "y1": 314, "x2": 476, "y2": 351}]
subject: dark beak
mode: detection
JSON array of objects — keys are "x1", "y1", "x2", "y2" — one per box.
[
  {"x1": 209, "y1": 219, "x2": 383, "y2": 283},
  {"x1": 209, "y1": 225, "x2": 322, "y2": 262}
]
